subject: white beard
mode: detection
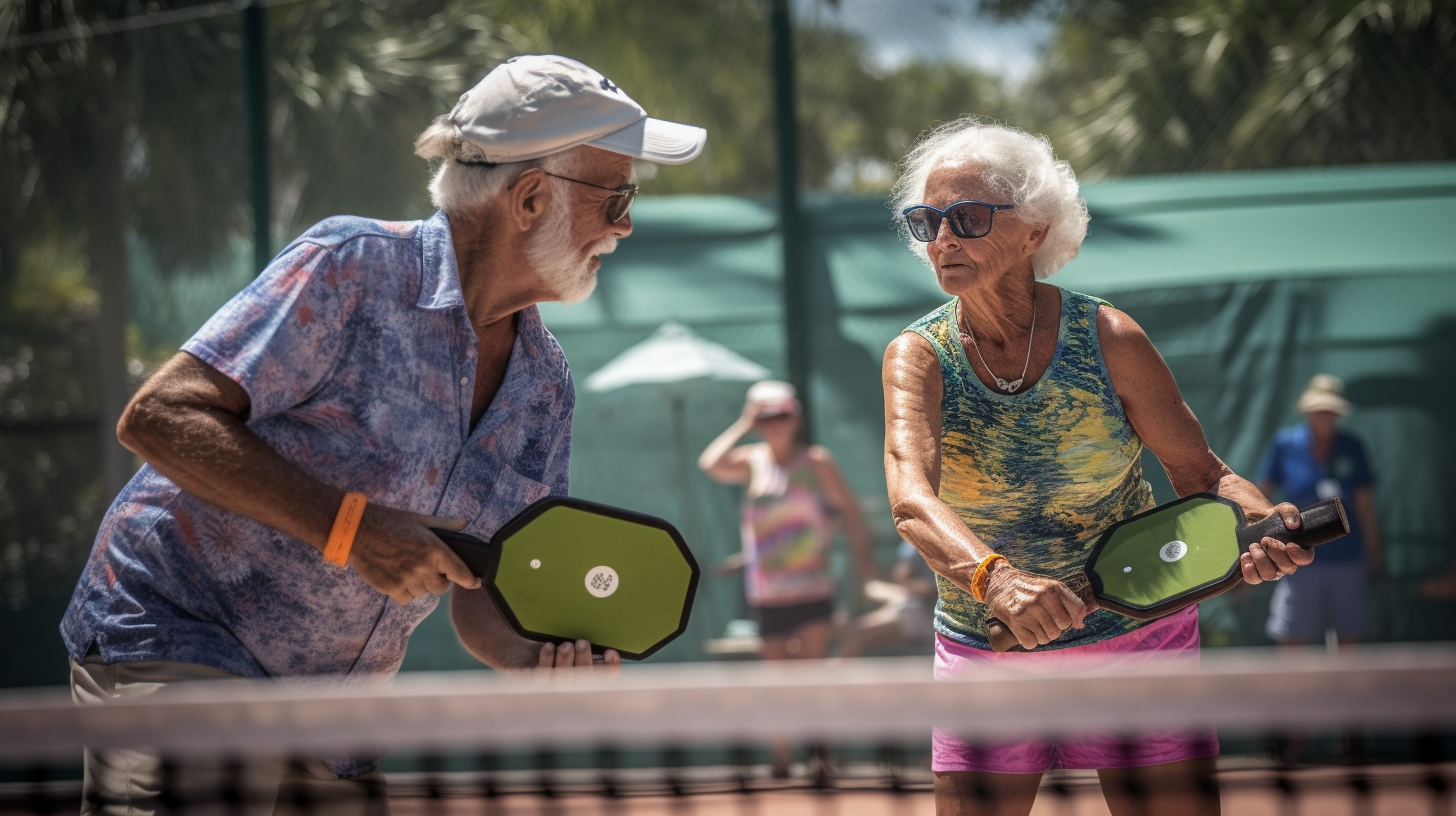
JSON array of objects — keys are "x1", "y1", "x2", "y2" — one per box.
[{"x1": 525, "y1": 195, "x2": 615, "y2": 305}]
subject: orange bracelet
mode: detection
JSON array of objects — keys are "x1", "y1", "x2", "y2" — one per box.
[
  {"x1": 970, "y1": 554, "x2": 1007, "y2": 603},
  {"x1": 324, "y1": 492, "x2": 368, "y2": 567}
]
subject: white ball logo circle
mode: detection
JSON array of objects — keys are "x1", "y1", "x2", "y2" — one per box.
[
  {"x1": 1160, "y1": 540, "x2": 1188, "y2": 563},
  {"x1": 585, "y1": 566, "x2": 619, "y2": 598}
]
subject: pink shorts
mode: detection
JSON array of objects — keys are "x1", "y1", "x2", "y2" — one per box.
[{"x1": 932, "y1": 606, "x2": 1219, "y2": 773}]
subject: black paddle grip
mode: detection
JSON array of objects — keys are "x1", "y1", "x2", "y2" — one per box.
[
  {"x1": 1236, "y1": 497, "x2": 1349, "y2": 551},
  {"x1": 431, "y1": 528, "x2": 498, "y2": 582}
]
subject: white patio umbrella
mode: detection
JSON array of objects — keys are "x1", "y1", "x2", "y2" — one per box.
[
  {"x1": 583, "y1": 322, "x2": 769, "y2": 587},
  {"x1": 583, "y1": 322, "x2": 770, "y2": 393}
]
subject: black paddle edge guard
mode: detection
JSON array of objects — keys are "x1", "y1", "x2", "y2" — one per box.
[
  {"x1": 990, "y1": 494, "x2": 1351, "y2": 649},
  {"x1": 434, "y1": 496, "x2": 700, "y2": 661}
]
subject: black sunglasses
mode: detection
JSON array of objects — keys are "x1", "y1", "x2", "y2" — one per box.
[
  {"x1": 902, "y1": 200, "x2": 1016, "y2": 242},
  {"x1": 543, "y1": 171, "x2": 638, "y2": 223}
]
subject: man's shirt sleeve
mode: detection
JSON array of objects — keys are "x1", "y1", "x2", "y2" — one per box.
[{"x1": 182, "y1": 241, "x2": 352, "y2": 421}]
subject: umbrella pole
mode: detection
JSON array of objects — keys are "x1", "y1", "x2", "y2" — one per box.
[{"x1": 669, "y1": 392, "x2": 700, "y2": 550}]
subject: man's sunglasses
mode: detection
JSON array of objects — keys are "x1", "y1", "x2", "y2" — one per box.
[
  {"x1": 543, "y1": 172, "x2": 638, "y2": 223},
  {"x1": 902, "y1": 200, "x2": 1016, "y2": 242}
]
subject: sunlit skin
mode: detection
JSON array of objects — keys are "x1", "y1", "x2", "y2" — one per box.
[
  {"x1": 115, "y1": 145, "x2": 637, "y2": 674},
  {"x1": 882, "y1": 162, "x2": 1313, "y2": 816}
]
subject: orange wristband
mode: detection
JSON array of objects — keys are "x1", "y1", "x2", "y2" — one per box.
[
  {"x1": 970, "y1": 554, "x2": 1006, "y2": 603},
  {"x1": 324, "y1": 492, "x2": 368, "y2": 567}
]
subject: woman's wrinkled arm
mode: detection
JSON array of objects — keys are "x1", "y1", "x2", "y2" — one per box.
[
  {"x1": 883, "y1": 334, "x2": 1088, "y2": 648},
  {"x1": 883, "y1": 333, "x2": 979, "y2": 592},
  {"x1": 1098, "y1": 306, "x2": 1312, "y2": 583}
]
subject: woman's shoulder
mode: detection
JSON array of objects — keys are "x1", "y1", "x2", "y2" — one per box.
[{"x1": 904, "y1": 298, "x2": 957, "y2": 333}]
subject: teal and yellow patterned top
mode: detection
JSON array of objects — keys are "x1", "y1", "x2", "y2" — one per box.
[{"x1": 905, "y1": 288, "x2": 1156, "y2": 650}]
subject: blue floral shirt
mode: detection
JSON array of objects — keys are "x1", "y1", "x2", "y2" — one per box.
[{"x1": 62, "y1": 211, "x2": 574, "y2": 687}]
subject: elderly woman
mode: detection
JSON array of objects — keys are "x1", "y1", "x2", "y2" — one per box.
[{"x1": 882, "y1": 118, "x2": 1313, "y2": 815}]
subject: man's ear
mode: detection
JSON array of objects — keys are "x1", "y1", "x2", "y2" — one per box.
[{"x1": 509, "y1": 168, "x2": 551, "y2": 233}]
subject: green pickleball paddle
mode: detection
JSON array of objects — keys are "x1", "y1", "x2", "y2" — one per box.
[
  {"x1": 432, "y1": 497, "x2": 699, "y2": 660},
  {"x1": 986, "y1": 494, "x2": 1349, "y2": 651}
]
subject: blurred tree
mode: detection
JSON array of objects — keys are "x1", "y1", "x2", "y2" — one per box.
[
  {"x1": 0, "y1": 0, "x2": 522, "y2": 628},
  {"x1": 490, "y1": 0, "x2": 1013, "y2": 194},
  {"x1": 1015, "y1": 0, "x2": 1456, "y2": 176},
  {"x1": 0, "y1": 0, "x2": 525, "y2": 501}
]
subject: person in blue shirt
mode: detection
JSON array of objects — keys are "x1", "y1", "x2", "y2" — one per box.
[{"x1": 1259, "y1": 374, "x2": 1385, "y2": 646}]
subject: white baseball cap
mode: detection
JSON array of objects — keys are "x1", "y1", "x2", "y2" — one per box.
[{"x1": 448, "y1": 55, "x2": 707, "y2": 165}]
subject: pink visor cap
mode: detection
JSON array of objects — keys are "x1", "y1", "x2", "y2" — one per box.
[{"x1": 448, "y1": 55, "x2": 707, "y2": 165}]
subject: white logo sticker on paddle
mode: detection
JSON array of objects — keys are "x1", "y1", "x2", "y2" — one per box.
[
  {"x1": 1160, "y1": 540, "x2": 1189, "y2": 563},
  {"x1": 585, "y1": 566, "x2": 619, "y2": 598}
]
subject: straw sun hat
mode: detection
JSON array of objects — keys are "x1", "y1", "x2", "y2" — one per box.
[{"x1": 1295, "y1": 373, "x2": 1351, "y2": 416}]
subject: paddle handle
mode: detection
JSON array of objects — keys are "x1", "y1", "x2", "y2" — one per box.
[
  {"x1": 985, "y1": 574, "x2": 1094, "y2": 654},
  {"x1": 1237, "y1": 497, "x2": 1350, "y2": 551},
  {"x1": 431, "y1": 528, "x2": 498, "y2": 581}
]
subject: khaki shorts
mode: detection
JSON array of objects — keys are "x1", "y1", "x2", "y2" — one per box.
[{"x1": 70, "y1": 653, "x2": 389, "y2": 816}]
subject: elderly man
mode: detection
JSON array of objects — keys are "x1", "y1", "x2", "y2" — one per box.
[{"x1": 59, "y1": 55, "x2": 705, "y2": 815}]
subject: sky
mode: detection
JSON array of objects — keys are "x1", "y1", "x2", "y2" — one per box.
[{"x1": 795, "y1": 0, "x2": 1055, "y2": 85}]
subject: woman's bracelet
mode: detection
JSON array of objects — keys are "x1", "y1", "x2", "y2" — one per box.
[
  {"x1": 970, "y1": 553, "x2": 1007, "y2": 603},
  {"x1": 324, "y1": 492, "x2": 368, "y2": 567}
]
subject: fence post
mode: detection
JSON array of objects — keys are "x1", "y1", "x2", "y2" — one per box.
[
  {"x1": 770, "y1": 0, "x2": 812, "y2": 439},
  {"x1": 242, "y1": 0, "x2": 270, "y2": 275}
]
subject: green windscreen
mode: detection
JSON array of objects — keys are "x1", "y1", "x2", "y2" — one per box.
[
  {"x1": 494, "y1": 506, "x2": 695, "y2": 654},
  {"x1": 1091, "y1": 498, "x2": 1242, "y2": 609}
]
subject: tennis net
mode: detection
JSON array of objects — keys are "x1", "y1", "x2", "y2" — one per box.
[{"x1": 2, "y1": 646, "x2": 1454, "y2": 815}]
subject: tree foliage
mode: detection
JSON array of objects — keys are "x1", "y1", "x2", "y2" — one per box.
[{"x1": 1027, "y1": 0, "x2": 1456, "y2": 176}]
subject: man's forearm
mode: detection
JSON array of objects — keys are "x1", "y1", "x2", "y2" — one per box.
[
  {"x1": 120, "y1": 357, "x2": 339, "y2": 552},
  {"x1": 450, "y1": 586, "x2": 537, "y2": 670}
]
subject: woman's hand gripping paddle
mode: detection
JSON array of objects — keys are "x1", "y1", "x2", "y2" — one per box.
[{"x1": 985, "y1": 495, "x2": 1349, "y2": 652}]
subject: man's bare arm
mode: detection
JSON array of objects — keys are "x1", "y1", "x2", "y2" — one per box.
[
  {"x1": 450, "y1": 586, "x2": 620, "y2": 670},
  {"x1": 119, "y1": 351, "x2": 478, "y2": 604}
]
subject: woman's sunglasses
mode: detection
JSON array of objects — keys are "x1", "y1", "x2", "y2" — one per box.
[{"x1": 902, "y1": 200, "x2": 1015, "y2": 242}]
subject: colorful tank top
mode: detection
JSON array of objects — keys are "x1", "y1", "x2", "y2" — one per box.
[
  {"x1": 905, "y1": 289, "x2": 1156, "y2": 650},
  {"x1": 740, "y1": 446, "x2": 836, "y2": 608}
]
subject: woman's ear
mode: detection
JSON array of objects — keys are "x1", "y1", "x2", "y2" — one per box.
[{"x1": 1023, "y1": 224, "x2": 1050, "y2": 258}]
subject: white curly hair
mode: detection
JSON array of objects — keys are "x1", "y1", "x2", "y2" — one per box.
[{"x1": 889, "y1": 118, "x2": 1089, "y2": 279}]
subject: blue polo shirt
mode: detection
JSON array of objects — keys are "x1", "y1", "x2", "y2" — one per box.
[
  {"x1": 1257, "y1": 423, "x2": 1373, "y2": 562},
  {"x1": 62, "y1": 211, "x2": 575, "y2": 687}
]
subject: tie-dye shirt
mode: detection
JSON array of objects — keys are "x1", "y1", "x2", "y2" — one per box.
[
  {"x1": 740, "y1": 446, "x2": 836, "y2": 607},
  {"x1": 905, "y1": 289, "x2": 1156, "y2": 651},
  {"x1": 61, "y1": 211, "x2": 574, "y2": 687}
]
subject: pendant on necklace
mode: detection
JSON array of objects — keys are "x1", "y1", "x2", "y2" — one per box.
[
  {"x1": 958, "y1": 330, "x2": 1025, "y2": 393},
  {"x1": 996, "y1": 377, "x2": 1024, "y2": 393}
]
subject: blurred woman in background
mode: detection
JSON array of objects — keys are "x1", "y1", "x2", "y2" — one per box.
[{"x1": 699, "y1": 380, "x2": 880, "y2": 662}]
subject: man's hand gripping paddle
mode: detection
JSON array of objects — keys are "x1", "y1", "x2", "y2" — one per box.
[
  {"x1": 985, "y1": 494, "x2": 1349, "y2": 652},
  {"x1": 433, "y1": 497, "x2": 700, "y2": 660}
]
